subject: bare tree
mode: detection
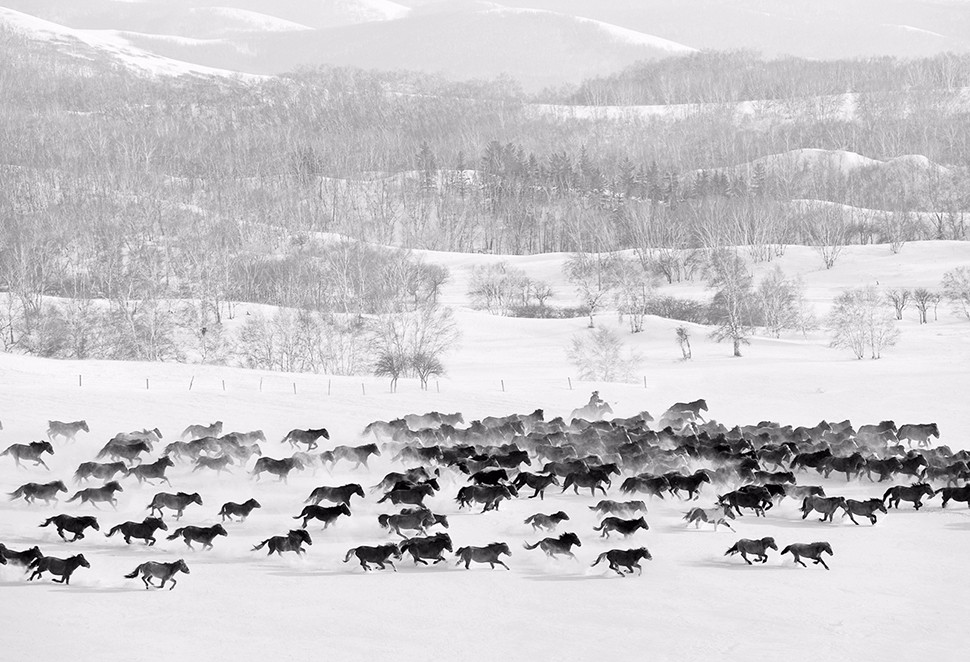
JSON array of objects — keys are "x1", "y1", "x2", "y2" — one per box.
[
  {"x1": 567, "y1": 327, "x2": 642, "y2": 382},
  {"x1": 613, "y1": 258, "x2": 655, "y2": 333},
  {"x1": 676, "y1": 326, "x2": 692, "y2": 360},
  {"x1": 756, "y1": 266, "x2": 807, "y2": 338},
  {"x1": 706, "y1": 249, "x2": 755, "y2": 357},
  {"x1": 912, "y1": 287, "x2": 935, "y2": 324},
  {"x1": 829, "y1": 286, "x2": 899, "y2": 359},
  {"x1": 804, "y1": 206, "x2": 849, "y2": 269},
  {"x1": 885, "y1": 288, "x2": 911, "y2": 321},
  {"x1": 564, "y1": 251, "x2": 621, "y2": 327},
  {"x1": 942, "y1": 267, "x2": 970, "y2": 320}
]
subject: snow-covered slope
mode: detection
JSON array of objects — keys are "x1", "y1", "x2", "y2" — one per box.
[
  {"x1": 0, "y1": 7, "x2": 261, "y2": 79},
  {"x1": 2, "y1": 241, "x2": 970, "y2": 660}
]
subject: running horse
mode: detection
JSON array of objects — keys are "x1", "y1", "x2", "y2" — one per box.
[
  {"x1": 800, "y1": 495, "x2": 847, "y2": 523},
  {"x1": 28, "y1": 553, "x2": 90, "y2": 585},
  {"x1": 125, "y1": 559, "x2": 190, "y2": 590},
  {"x1": 8, "y1": 480, "x2": 68, "y2": 505},
  {"x1": 1, "y1": 441, "x2": 54, "y2": 469},
  {"x1": 781, "y1": 542, "x2": 833, "y2": 570},
  {"x1": 883, "y1": 483, "x2": 934, "y2": 510},
  {"x1": 250, "y1": 457, "x2": 305, "y2": 483},
  {"x1": 593, "y1": 516, "x2": 649, "y2": 538},
  {"x1": 523, "y1": 532, "x2": 582, "y2": 559},
  {"x1": 166, "y1": 524, "x2": 228, "y2": 550},
  {"x1": 840, "y1": 498, "x2": 887, "y2": 525},
  {"x1": 39, "y1": 514, "x2": 100, "y2": 542},
  {"x1": 344, "y1": 544, "x2": 402, "y2": 571},
  {"x1": 523, "y1": 511, "x2": 570, "y2": 532},
  {"x1": 399, "y1": 533, "x2": 453, "y2": 565},
  {"x1": 326, "y1": 443, "x2": 381, "y2": 470},
  {"x1": 282, "y1": 428, "x2": 330, "y2": 451},
  {"x1": 147, "y1": 492, "x2": 203, "y2": 519},
  {"x1": 47, "y1": 420, "x2": 89, "y2": 443},
  {"x1": 724, "y1": 537, "x2": 777, "y2": 565},
  {"x1": 252, "y1": 529, "x2": 312, "y2": 555},
  {"x1": 67, "y1": 481, "x2": 124, "y2": 509},
  {"x1": 218, "y1": 498, "x2": 261, "y2": 522},
  {"x1": 105, "y1": 517, "x2": 168, "y2": 545},
  {"x1": 591, "y1": 547, "x2": 652, "y2": 576},
  {"x1": 454, "y1": 542, "x2": 512, "y2": 570}
]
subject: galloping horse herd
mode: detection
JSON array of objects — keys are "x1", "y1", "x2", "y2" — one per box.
[{"x1": 0, "y1": 399, "x2": 962, "y2": 588}]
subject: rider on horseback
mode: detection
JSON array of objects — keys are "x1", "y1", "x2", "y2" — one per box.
[{"x1": 588, "y1": 391, "x2": 605, "y2": 408}]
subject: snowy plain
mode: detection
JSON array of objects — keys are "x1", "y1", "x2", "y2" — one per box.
[{"x1": 1, "y1": 242, "x2": 969, "y2": 661}]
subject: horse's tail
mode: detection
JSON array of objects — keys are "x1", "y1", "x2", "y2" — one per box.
[
  {"x1": 65, "y1": 492, "x2": 81, "y2": 503},
  {"x1": 0, "y1": 447, "x2": 9, "y2": 457},
  {"x1": 124, "y1": 564, "x2": 144, "y2": 579},
  {"x1": 800, "y1": 496, "x2": 810, "y2": 512},
  {"x1": 522, "y1": 515, "x2": 535, "y2": 525},
  {"x1": 724, "y1": 543, "x2": 739, "y2": 557},
  {"x1": 934, "y1": 487, "x2": 947, "y2": 495},
  {"x1": 455, "y1": 546, "x2": 468, "y2": 558},
  {"x1": 7, "y1": 486, "x2": 25, "y2": 500},
  {"x1": 522, "y1": 540, "x2": 541, "y2": 550},
  {"x1": 377, "y1": 514, "x2": 391, "y2": 529},
  {"x1": 39, "y1": 517, "x2": 55, "y2": 528},
  {"x1": 166, "y1": 528, "x2": 184, "y2": 541},
  {"x1": 343, "y1": 548, "x2": 358, "y2": 563},
  {"x1": 882, "y1": 487, "x2": 896, "y2": 502},
  {"x1": 780, "y1": 545, "x2": 792, "y2": 556},
  {"x1": 106, "y1": 525, "x2": 121, "y2": 538},
  {"x1": 591, "y1": 552, "x2": 609, "y2": 567},
  {"x1": 376, "y1": 493, "x2": 390, "y2": 504},
  {"x1": 592, "y1": 521, "x2": 605, "y2": 531},
  {"x1": 251, "y1": 539, "x2": 269, "y2": 551},
  {"x1": 27, "y1": 556, "x2": 42, "y2": 570}
]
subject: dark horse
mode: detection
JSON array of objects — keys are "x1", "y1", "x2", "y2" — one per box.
[
  {"x1": 455, "y1": 542, "x2": 512, "y2": 570},
  {"x1": 344, "y1": 544, "x2": 402, "y2": 571},
  {"x1": 67, "y1": 481, "x2": 124, "y2": 508},
  {"x1": 399, "y1": 533, "x2": 453, "y2": 565},
  {"x1": 935, "y1": 485, "x2": 970, "y2": 508},
  {"x1": 126, "y1": 456, "x2": 175, "y2": 486},
  {"x1": 523, "y1": 532, "x2": 582, "y2": 559},
  {"x1": 125, "y1": 559, "x2": 190, "y2": 590},
  {"x1": 73, "y1": 461, "x2": 127, "y2": 483},
  {"x1": 147, "y1": 492, "x2": 203, "y2": 519},
  {"x1": 218, "y1": 498, "x2": 261, "y2": 522},
  {"x1": 40, "y1": 514, "x2": 99, "y2": 542},
  {"x1": 591, "y1": 547, "x2": 652, "y2": 576},
  {"x1": 781, "y1": 542, "x2": 833, "y2": 570},
  {"x1": 883, "y1": 483, "x2": 934, "y2": 510},
  {"x1": 841, "y1": 498, "x2": 887, "y2": 525},
  {"x1": 166, "y1": 524, "x2": 228, "y2": 550},
  {"x1": 282, "y1": 427, "x2": 330, "y2": 451},
  {"x1": 724, "y1": 537, "x2": 777, "y2": 565},
  {"x1": 252, "y1": 529, "x2": 312, "y2": 555},
  {"x1": 511, "y1": 472, "x2": 560, "y2": 499},
  {"x1": 0, "y1": 543, "x2": 43, "y2": 567},
  {"x1": 305, "y1": 483, "x2": 365, "y2": 506},
  {"x1": 251, "y1": 457, "x2": 305, "y2": 483},
  {"x1": 593, "y1": 516, "x2": 649, "y2": 538},
  {"x1": 106, "y1": 517, "x2": 168, "y2": 545},
  {"x1": 800, "y1": 495, "x2": 847, "y2": 523},
  {"x1": 28, "y1": 554, "x2": 90, "y2": 585},
  {"x1": 293, "y1": 503, "x2": 351, "y2": 529}
]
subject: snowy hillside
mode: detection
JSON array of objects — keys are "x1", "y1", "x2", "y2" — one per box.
[{"x1": 1, "y1": 242, "x2": 969, "y2": 659}]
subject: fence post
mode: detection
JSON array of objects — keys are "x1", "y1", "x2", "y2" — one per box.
[
  {"x1": 189, "y1": 376, "x2": 194, "y2": 391},
  {"x1": 643, "y1": 376, "x2": 647, "y2": 388},
  {"x1": 362, "y1": 383, "x2": 366, "y2": 396},
  {"x1": 328, "y1": 379, "x2": 332, "y2": 396},
  {"x1": 568, "y1": 377, "x2": 572, "y2": 390},
  {"x1": 292, "y1": 382, "x2": 297, "y2": 395},
  {"x1": 501, "y1": 379, "x2": 505, "y2": 392},
  {"x1": 222, "y1": 379, "x2": 226, "y2": 392},
  {"x1": 259, "y1": 378, "x2": 263, "y2": 392},
  {"x1": 146, "y1": 378, "x2": 149, "y2": 390},
  {"x1": 436, "y1": 380, "x2": 440, "y2": 393},
  {"x1": 78, "y1": 374, "x2": 82, "y2": 387}
]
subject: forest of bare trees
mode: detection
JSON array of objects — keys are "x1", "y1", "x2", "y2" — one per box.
[{"x1": 1, "y1": 27, "x2": 969, "y2": 369}]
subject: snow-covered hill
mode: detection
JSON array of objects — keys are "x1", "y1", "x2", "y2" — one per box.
[{"x1": 1, "y1": 241, "x2": 970, "y2": 660}]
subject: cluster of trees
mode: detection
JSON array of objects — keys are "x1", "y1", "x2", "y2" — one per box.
[{"x1": 3, "y1": 27, "x2": 970, "y2": 374}]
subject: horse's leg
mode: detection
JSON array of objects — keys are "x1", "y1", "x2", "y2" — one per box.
[
  {"x1": 168, "y1": 577, "x2": 177, "y2": 590},
  {"x1": 497, "y1": 561, "x2": 510, "y2": 570},
  {"x1": 611, "y1": 562, "x2": 624, "y2": 577},
  {"x1": 740, "y1": 551, "x2": 752, "y2": 565},
  {"x1": 818, "y1": 558, "x2": 829, "y2": 570},
  {"x1": 794, "y1": 555, "x2": 806, "y2": 568}
]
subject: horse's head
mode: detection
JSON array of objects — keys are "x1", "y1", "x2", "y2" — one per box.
[
  {"x1": 80, "y1": 421, "x2": 90, "y2": 432},
  {"x1": 161, "y1": 456, "x2": 174, "y2": 468},
  {"x1": 497, "y1": 542, "x2": 512, "y2": 556},
  {"x1": 74, "y1": 554, "x2": 91, "y2": 568},
  {"x1": 40, "y1": 441, "x2": 54, "y2": 454},
  {"x1": 339, "y1": 503, "x2": 351, "y2": 516},
  {"x1": 763, "y1": 537, "x2": 778, "y2": 551},
  {"x1": 55, "y1": 481, "x2": 67, "y2": 492},
  {"x1": 190, "y1": 493, "x2": 203, "y2": 505},
  {"x1": 87, "y1": 518, "x2": 100, "y2": 530},
  {"x1": 637, "y1": 547, "x2": 653, "y2": 561},
  {"x1": 351, "y1": 484, "x2": 365, "y2": 498},
  {"x1": 106, "y1": 481, "x2": 123, "y2": 492},
  {"x1": 213, "y1": 524, "x2": 228, "y2": 536},
  {"x1": 820, "y1": 542, "x2": 834, "y2": 555},
  {"x1": 292, "y1": 529, "x2": 312, "y2": 545},
  {"x1": 554, "y1": 511, "x2": 570, "y2": 521},
  {"x1": 635, "y1": 517, "x2": 649, "y2": 529},
  {"x1": 563, "y1": 532, "x2": 581, "y2": 547},
  {"x1": 176, "y1": 559, "x2": 190, "y2": 574}
]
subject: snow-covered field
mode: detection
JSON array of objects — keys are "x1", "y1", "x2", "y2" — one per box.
[{"x1": 1, "y1": 242, "x2": 969, "y2": 661}]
